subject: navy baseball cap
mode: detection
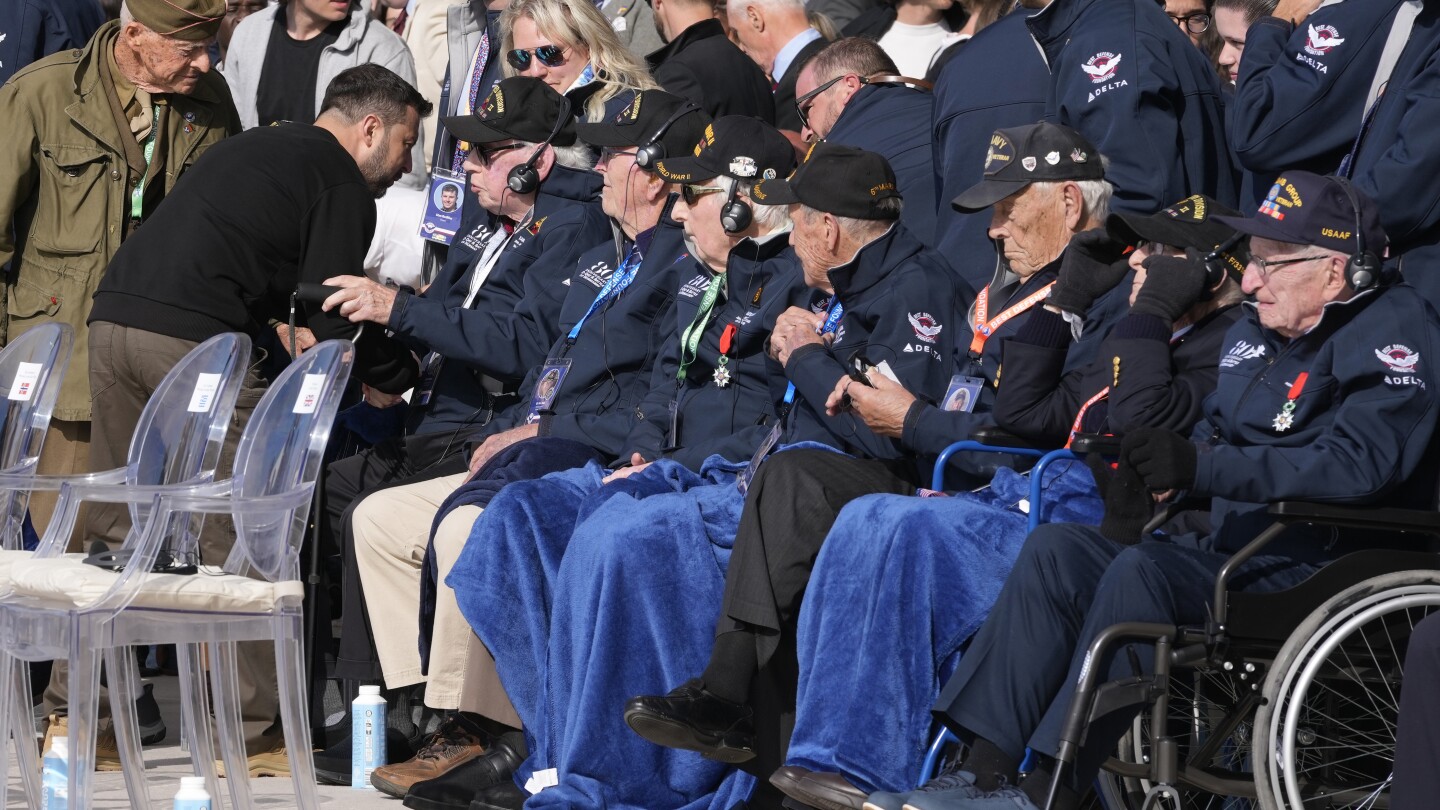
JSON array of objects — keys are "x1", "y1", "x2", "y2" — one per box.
[
  {"x1": 1215, "y1": 172, "x2": 1388, "y2": 254},
  {"x1": 1107, "y1": 195, "x2": 1242, "y2": 252},
  {"x1": 441, "y1": 77, "x2": 577, "y2": 146},
  {"x1": 749, "y1": 141, "x2": 901, "y2": 220},
  {"x1": 653, "y1": 116, "x2": 796, "y2": 184},
  {"x1": 574, "y1": 89, "x2": 710, "y2": 155},
  {"x1": 953, "y1": 122, "x2": 1105, "y2": 212}
]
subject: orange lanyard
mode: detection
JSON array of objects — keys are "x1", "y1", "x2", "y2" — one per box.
[
  {"x1": 969, "y1": 282, "x2": 1056, "y2": 355},
  {"x1": 1064, "y1": 386, "x2": 1110, "y2": 448}
]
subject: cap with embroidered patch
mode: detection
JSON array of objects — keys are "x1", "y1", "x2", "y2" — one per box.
[
  {"x1": 441, "y1": 77, "x2": 578, "y2": 147},
  {"x1": 1107, "y1": 195, "x2": 1242, "y2": 252},
  {"x1": 1214, "y1": 172, "x2": 1387, "y2": 254},
  {"x1": 652, "y1": 116, "x2": 796, "y2": 184},
  {"x1": 952, "y1": 122, "x2": 1105, "y2": 212},
  {"x1": 749, "y1": 141, "x2": 900, "y2": 220},
  {"x1": 574, "y1": 89, "x2": 710, "y2": 157}
]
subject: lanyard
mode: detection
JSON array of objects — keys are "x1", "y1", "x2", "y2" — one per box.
[
  {"x1": 462, "y1": 221, "x2": 515, "y2": 308},
  {"x1": 676, "y1": 275, "x2": 724, "y2": 382},
  {"x1": 968, "y1": 281, "x2": 1055, "y2": 355},
  {"x1": 1064, "y1": 386, "x2": 1110, "y2": 449},
  {"x1": 782, "y1": 299, "x2": 845, "y2": 406},
  {"x1": 566, "y1": 245, "x2": 645, "y2": 344},
  {"x1": 129, "y1": 103, "x2": 161, "y2": 221},
  {"x1": 452, "y1": 27, "x2": 492, "y2": 171}
]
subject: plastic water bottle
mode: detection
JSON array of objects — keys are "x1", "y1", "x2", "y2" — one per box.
[
  {"x1": 351, "y1": 685, "x2": 386, "y2": 789},
  {"x1": 41, "y1": 735, "x2": 68, "y2": 810},
  {"x1": 173, "y1": 776, "x2": 212, "y2": 809}
]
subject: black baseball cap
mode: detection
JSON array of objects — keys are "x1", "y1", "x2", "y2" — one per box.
[
  {"x1": 1107, "y1": 195, "x2": 1242, "y2": 252},
  {"x1": 1215, "y1": 172, "x2": 1388, "y2": 254},
  {"x1": 749, "y1": 142, "x2": 901, "y2": 220},
  {"x1": 652, "y1": 116, "x2": 797, "y2": 184},
  {"x1": 441, "y1": 77, "x2": 577, "y2": 147},
  {"x1": 953, "y1": 122, "x2": 1105, "y2": 212},
  {"x1": 574, "y1": 89, "x2": 711, "y2": 156}
]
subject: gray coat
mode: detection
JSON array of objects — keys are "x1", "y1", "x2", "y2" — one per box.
[
  {"x1": 598, "y1": 0, "x2": 664, "y2": 61},
  {"x1": 221, "y1": 4, "x2": 426, "y2": 188}
]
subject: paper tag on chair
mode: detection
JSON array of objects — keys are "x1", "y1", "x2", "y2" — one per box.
[
  {"x1": 188, "y1": 373, "x2": 222, "y2": 412},
  {"x1": 523, "y1": 768, "x2": 559, "y2": 794},
  {"x1": 8, "y1": 363, "x2": 42, "y2": 401},
  {"x1": 293, "y1": 373, "x2": 327, "y2": 414}
]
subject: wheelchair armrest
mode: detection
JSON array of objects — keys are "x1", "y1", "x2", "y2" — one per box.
[
  {"x1": 1267, "y1": 501, "x2": 1440, "y2": 533},
  {"x1": 970, "y1": 426, "x2": 1052, "y2": 451},
  {"x1": 1069, "y1": 433, "x2": 1121, "y2": 456}
]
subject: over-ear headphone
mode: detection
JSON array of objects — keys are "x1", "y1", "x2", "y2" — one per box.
[
  {"x1": 507, "y1": 96, "x2": 573, "y2": 195},
  {"x1": 1333, "y1": 176, "x2": 1383, "y2": 290},
  {"x1": 720, "y1": 177, "x2": 753, "y2": 234},
  {"x1": 1202, "y1": 232, "x2": 1249, "y2": 289},
  {"x1": 634, "y1": 101, "x2": 702, "y2": 171}
]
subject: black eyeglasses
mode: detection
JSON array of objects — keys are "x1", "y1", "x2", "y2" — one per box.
[
  {"x1": 795, "y1": 74, "x2": 849, "y2": 131},
  {"x1": 681, "y1": 184, "x2": 726, "y2": 206},
  {"x1": 1167, "y1": 11, "x2": 1211, "y2": 34},
  {"x1": 1249, "y1": 254, "x2": 1327, "y2": 281},
  {"x1": 506, "y1": 44, "x2": 566, "y2": 71},
  {"x1": 475, "y1": 142, "x2": 527, "y2": 164}
]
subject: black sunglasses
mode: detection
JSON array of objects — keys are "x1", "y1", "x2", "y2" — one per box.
[
  {"x1": 476, "y1": 142, "x2": 527, "y2": 164},
  {"x1": 795, "y1": 74, "x2": 849, "y2": 131},
  {"x1": 506, "y1": 44, "x2": 566, "y2": 71}
]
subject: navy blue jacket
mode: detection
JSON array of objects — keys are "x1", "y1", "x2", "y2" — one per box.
[
  {"x1": 1190, "y1": 284, "x2": 1440, "y2": 558},
  {"x1": 492, "y1": 196, "x2": 694, "y2": 460},
  {"x1": 388, "y1": 164, "x2": 610, "y2": 435},
  {"x1": 996, "y1": 305, "x2": 1242, "y2": 446},
  {"x1": 826, "y1": 84, "x2": 939, "y2": 249},
  {"x1": 1030, "y1": 0, "x2": 1238, "y2": 213},
  {"x1": 1230, "y1": 1, "x2": 1405, "y2": 206},
  {"x1": 1348, "y1": 3, "x2": 1440, "y2": 304},
  {"x1": 784, "y1": 224, "x2": 966, "y2": 460},
  {"x1": 0, "y1": 0, "x2": 105, "y2": 86},
  {"x1": 625, "y1": 234, "x2": 805, "y2": 469},
  {"x1": 932, "y1": 9, "x2": 1049, "y2": 290}
]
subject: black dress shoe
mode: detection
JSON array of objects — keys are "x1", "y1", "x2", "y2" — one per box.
[
  {"x1": 313, "y1": 726, "x2": 417, "y2": 785},
  {"x1": 468, "y1": 780, "x2": 529, "y2": 810},
  {"x1": 402, "y1": 731, "x2": 528, "y2": 810},
  {"x1": 623, "y1": 679, "x2": 755, "y2": 763},
  {"x1": 770, "y1": 765, "x2": 869, "y2": 810}
]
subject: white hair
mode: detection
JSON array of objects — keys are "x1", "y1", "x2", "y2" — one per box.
[
  {"x1": 734, "y1": 178, "x2": 791, "y2": 232},
  {"x1": 1032, "y1": 177, "x2": 1114, "y2": 223}
]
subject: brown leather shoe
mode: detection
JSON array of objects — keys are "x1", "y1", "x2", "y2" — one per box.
[
  {"x1": 771, "y1": 764, "x2": 870, "y2": 810},
  {"x1": 370, "y1": 715, "x2": 489, "y2": 799}
]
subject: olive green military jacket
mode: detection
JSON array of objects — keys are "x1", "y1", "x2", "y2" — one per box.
[{"x1": 0, "y1": 20, "x2": 241, "y2": 421}]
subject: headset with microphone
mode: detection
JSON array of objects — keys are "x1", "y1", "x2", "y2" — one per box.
[
  {"x1": 634, "y1": 101, "x2": 703, "y2": 171},
  {"x1": 507, "y1": 96, "x2": 574, "y2": 195}
]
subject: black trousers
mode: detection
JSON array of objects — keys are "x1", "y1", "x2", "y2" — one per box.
[
  {"x1": 327, "y1": 430, "x2": 473, "y2": 682},
  {"x1": 1392, "y1": 611, "x2": 1440, "y2": 809},
  {"x1": 720, "y1": 449, "x2": 919, "y2": 799}
]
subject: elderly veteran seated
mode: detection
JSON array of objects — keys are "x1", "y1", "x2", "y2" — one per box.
[{"x1": 890, "y1": 172, "x2": 1440, "y2": 810}]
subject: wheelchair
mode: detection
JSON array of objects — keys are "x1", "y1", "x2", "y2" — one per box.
[{"x1": 1048, "y1": 499, "x2": 1440, "y2": 810}]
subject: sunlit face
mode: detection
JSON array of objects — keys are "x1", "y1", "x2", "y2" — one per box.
[
  {"x1": 1241, "y1": 237, "x2": 1344, "y2": 338},
  {"x1": 460, "y1": 140, "x2": 534, "y2": 215},
  {"x1": 510, "y1": 16, "x2": 591, "y2": 94},
  {"x1": 296, "y1": 0, "x2": 354, "y2": 24},
  {"x1": 988, "y1": 184, "x2": 1073, "y2": 277},
  {"x1": 125, "y1": 24, "x2": 214, "y2": 94},
  {"x1": 790, "y1": 205, "x2": 834, "y2": 289},
  {"x1": 673, "y1": 180, "x2": 737, "y2": 272},
  {"x1": 359, "y1": 108, "x2": 419, "y2": 197},
  {"x1": 1214, "y1": 6, "x2": 1249, "y2": 84},
  {"x1": 219, "y1": 0, "x2": 268, "y2": 52},
  {"x1": 595, "y1": 146, "x2": 648, "y2": 226},
  {"x1": 794, "y1": 65, "x2": 850, "y2": 141},
  {"x1": 726, "y1": 4, "x2": 762, "y2": 64}
]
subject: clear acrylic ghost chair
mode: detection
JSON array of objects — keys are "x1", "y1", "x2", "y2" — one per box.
[
  {"x1": 0, "y1": 331, "x2": 252, "y2": 810},
  {"x1": 0, "y1": 322, "x2": 73, "y2": 807},
  {"x1": 2, "y1": 339, "x2": 353, "y2": 810}
]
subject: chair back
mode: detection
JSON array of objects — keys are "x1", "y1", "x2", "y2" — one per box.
[
  {"x1": 122, "y1": 333, "x2": 253, "y2": 544},
  {"x1": 0, "y1": 323, "x2": 73, "y2": 549},
  {"x1": 224, "y1": 340, "x2": 353, "y2": 582}
]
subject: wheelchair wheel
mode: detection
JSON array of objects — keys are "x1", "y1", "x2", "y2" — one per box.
[
  {"x1": 1255, "y1": 570, "x2": 1440, "y2": 810},
  {"x1": 1098, "y1": 667, "x2": 1255, "y2": 809}
]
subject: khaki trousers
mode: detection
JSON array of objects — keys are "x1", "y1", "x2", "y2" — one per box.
[
  {"x1": 353, "y1": 472, "x2": 521, "y2": 728},
  {"x1": 30, "y1": 419, "x2": 90, "y2": 550},
  {"x1": 46, "y1": 323, "x2": 278, "y2": 746}
]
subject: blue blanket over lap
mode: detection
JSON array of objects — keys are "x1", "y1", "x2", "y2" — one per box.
[
  {"x1": 420, "y1": 437, "x2": 603, "y2": 672},
  {"x1": 785, "y1": 460, "x2": 1103, "y2": 794}
]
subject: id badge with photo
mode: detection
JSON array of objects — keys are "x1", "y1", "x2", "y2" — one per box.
[
  {"x1": 942, "y1": 375, "x2": 984, "y2": 413},
  {"x1": 419, "y1": 169, "x2": 466, "y2": 245},
  {"x1": 736, "y1": 422, "x2": 783, "y2": 494},
  {"x1": 526, "y1": 358, "x2": 572, "y2": 423},
  {"x1": 415, "y1": 351, "x2": 444, "y2": 406}
]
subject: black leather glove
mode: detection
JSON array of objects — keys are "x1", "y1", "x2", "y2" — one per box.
[
  {"x1": 1120, "y1": 428, "x2": 1198, "y2": 492},
  {"x1": 1087, "y1": 453, "x2": 1152, "y2": 545},
  {"x1": 1132, "y1": 252, "x2": 1209, "y2": 324},
  {"x1": 1047, "y1": 228, "x2": 1132, "y2": 318}
]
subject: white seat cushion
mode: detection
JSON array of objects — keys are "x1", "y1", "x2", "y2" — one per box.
[
  {"x1": 5, "y1": 558, "x2": 303, "y2": 613},
  {"x1": 0, "y1": 550, "x2": 86, "y2": 593}
]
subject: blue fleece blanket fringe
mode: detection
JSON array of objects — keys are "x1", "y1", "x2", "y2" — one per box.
[{"x1": 785, "y1": 460, "x2": 1103, "y2": 793}]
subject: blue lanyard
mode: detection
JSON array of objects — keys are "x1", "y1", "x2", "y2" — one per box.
[
  {"x1": 782, "y1": 299, "x2": 845, "y2": 405},
  {"x1": 566, "y1": 245, "x2": 644, "y2": 343}
]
